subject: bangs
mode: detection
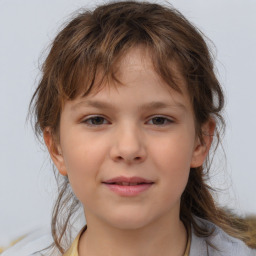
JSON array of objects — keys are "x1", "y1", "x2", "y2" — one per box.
[
  {"x1": 56, "y1": 43, "x2": 183, "y2": 102},
  {"x1": 48, "y1": 6, "x2": 185, "y2": 103},
  {"x1": 33, "y1": 1, "x2": 223, "y2": 137}
]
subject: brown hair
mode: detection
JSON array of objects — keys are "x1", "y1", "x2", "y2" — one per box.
[{"x1": 30, "y1": 1, "x2": 256, "y2": 253}]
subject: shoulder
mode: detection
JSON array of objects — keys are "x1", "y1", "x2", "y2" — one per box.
[
  {"x1": 1, "y1": 227, "x2": 54, "y2": 256},
  {"x1": 190, "y1": 217, "x2": 256, "y2": 256}
]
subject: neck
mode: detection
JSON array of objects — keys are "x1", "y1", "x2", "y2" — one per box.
[{"x1": 78, "y1": 214, "x2": 187, "y2": 256}]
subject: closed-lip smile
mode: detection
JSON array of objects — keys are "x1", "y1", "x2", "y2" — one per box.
[
  {"x1": 102, "y1": 176, "x2": 154, "y2": 185},
  {"x1": 102, "y1": 176, "x2": 155, "y2": 196}
]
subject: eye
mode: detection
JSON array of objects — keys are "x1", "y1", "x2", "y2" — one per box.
[
  {"x1": 147, "y1": 116, "x2": 173, "y2": 126},
  {"x1": 82, "y1": 116, "x2": 109, "y2": 126},
  {"x1": 81, "y1": 115, "x2": 172, "y2": 126}
]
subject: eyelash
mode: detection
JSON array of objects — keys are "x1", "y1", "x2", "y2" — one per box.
[{"x1": 81, "y1": 115, "x2": 174, "y2": 127}]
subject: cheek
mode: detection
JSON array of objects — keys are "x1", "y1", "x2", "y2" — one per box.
[
  {"x1": 149, "y1": 133, "x2": 194, "y2": 197},
  {"x1": 60, "y1": 132, "x2": 108, "y2": 199},
  {"x1": 61, "y1": 130, "x2": 107, "y2": 169},
  {"x1": 151, "y1": 132, "x2": 195, "y2": 170}
]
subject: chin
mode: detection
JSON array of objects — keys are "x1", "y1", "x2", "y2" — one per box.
[
  {"x1": 105, "y1": 212, "x2": 153, "y2": 230},
  {"x1": 111, "y1": 221, "x2": 150, "y2": 230}
]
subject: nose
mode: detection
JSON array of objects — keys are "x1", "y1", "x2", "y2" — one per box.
[{"x1": 110, "y1": 124, "x2": 147, "y2": 164}]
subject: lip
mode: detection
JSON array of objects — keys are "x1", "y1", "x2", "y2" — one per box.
[
  {"x1": 102, "y1": 176, "x2": 154, "y2": 197},
  {"x1": 103, "y1": 183, "x2": 153, "y2": 196},
  {"x1": 103, "y1": 176, "x2": 154, "y2": 184}
]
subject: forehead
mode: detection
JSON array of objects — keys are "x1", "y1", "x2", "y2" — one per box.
[
  {"x1": 84, "y1": 46, "x2": 187, "y2": 98},
  {"x1": 64, "y1": 47, "x2": 192, "y2": 114}
]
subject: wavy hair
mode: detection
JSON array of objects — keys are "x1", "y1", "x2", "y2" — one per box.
[{"x1": 30, "y1": 1, "x2": 256, "y2": 253}]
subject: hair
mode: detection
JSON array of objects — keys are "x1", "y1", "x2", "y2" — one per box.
[{"x1": 30, "y1": 0, "x2": 256, "y2": 254}]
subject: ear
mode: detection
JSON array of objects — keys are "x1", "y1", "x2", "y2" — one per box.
[
  {"x1": 43, "y1": 127, "x2": 67, "y2": 176},
  {"x1": 190, "y1": 119, "x2": 216, "y2": 168}
]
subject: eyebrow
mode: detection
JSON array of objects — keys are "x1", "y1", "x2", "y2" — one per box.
[{"x1": 71, "y1": 100, "x2": 186, "y2": 112}]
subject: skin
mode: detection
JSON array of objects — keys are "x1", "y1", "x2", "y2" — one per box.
[{"x1": 44, "y1": 46, "x2": 214, "y2": 256}]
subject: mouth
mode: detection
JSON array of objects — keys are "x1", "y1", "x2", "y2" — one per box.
[
  {"x1": 102, "y1": 176, "x2": 154, "y2": 196},
  {"x1": 102, "y1": 176, "x2": 154, "y2": 185},
  {"x1": 103, "y1": 181, "x2": 153, "y2": 186}
]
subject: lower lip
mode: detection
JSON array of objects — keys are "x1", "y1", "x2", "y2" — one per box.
[{"x1": 103, "y1": 183, "x2": 153, "y2": 196}]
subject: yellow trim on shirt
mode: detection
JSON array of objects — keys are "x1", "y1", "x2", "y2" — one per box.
[
  {"x1": 184, "y1": 224, "x2": 191, "y2": 256},
  {"x1": 63, "y1": 226, "x2": 87, "y2": 256}
]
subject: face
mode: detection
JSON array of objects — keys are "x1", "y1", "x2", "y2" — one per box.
[{"x1": 45, "y1": 47, "x2": 211, "y2": 230}]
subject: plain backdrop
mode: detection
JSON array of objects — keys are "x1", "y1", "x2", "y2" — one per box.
[{"x1": 0, "y1": 0, "x2": 255, "y2": 246}]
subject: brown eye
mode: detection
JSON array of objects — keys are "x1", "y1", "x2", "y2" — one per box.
[
  {"x1": 83, "y1": 116, "x2": 108, "y2": 126},
  {"x1": 148, "y1": 116, "x2": 173, "y2": 126}
]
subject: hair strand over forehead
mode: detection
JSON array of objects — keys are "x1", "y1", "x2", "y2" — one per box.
[{"x1": 29, "y1": 1, "x2": 256, "y2": 254}]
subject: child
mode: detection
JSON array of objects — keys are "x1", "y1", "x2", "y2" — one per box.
[{"x1": 3, "y1": 1, "x2": 256, "y2": 255}]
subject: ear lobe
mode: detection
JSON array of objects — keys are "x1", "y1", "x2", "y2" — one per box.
[
  {"x1": 190, "y1": 119, "x2": 216, "y2": 168},
  {"x1": 43, "y1": 128, "x2": 67, "y2": 176}
]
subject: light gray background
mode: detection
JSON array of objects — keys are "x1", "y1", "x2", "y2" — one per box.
[{"x1": 0, "y1": 0, "x2": 255, "y2": 246}]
